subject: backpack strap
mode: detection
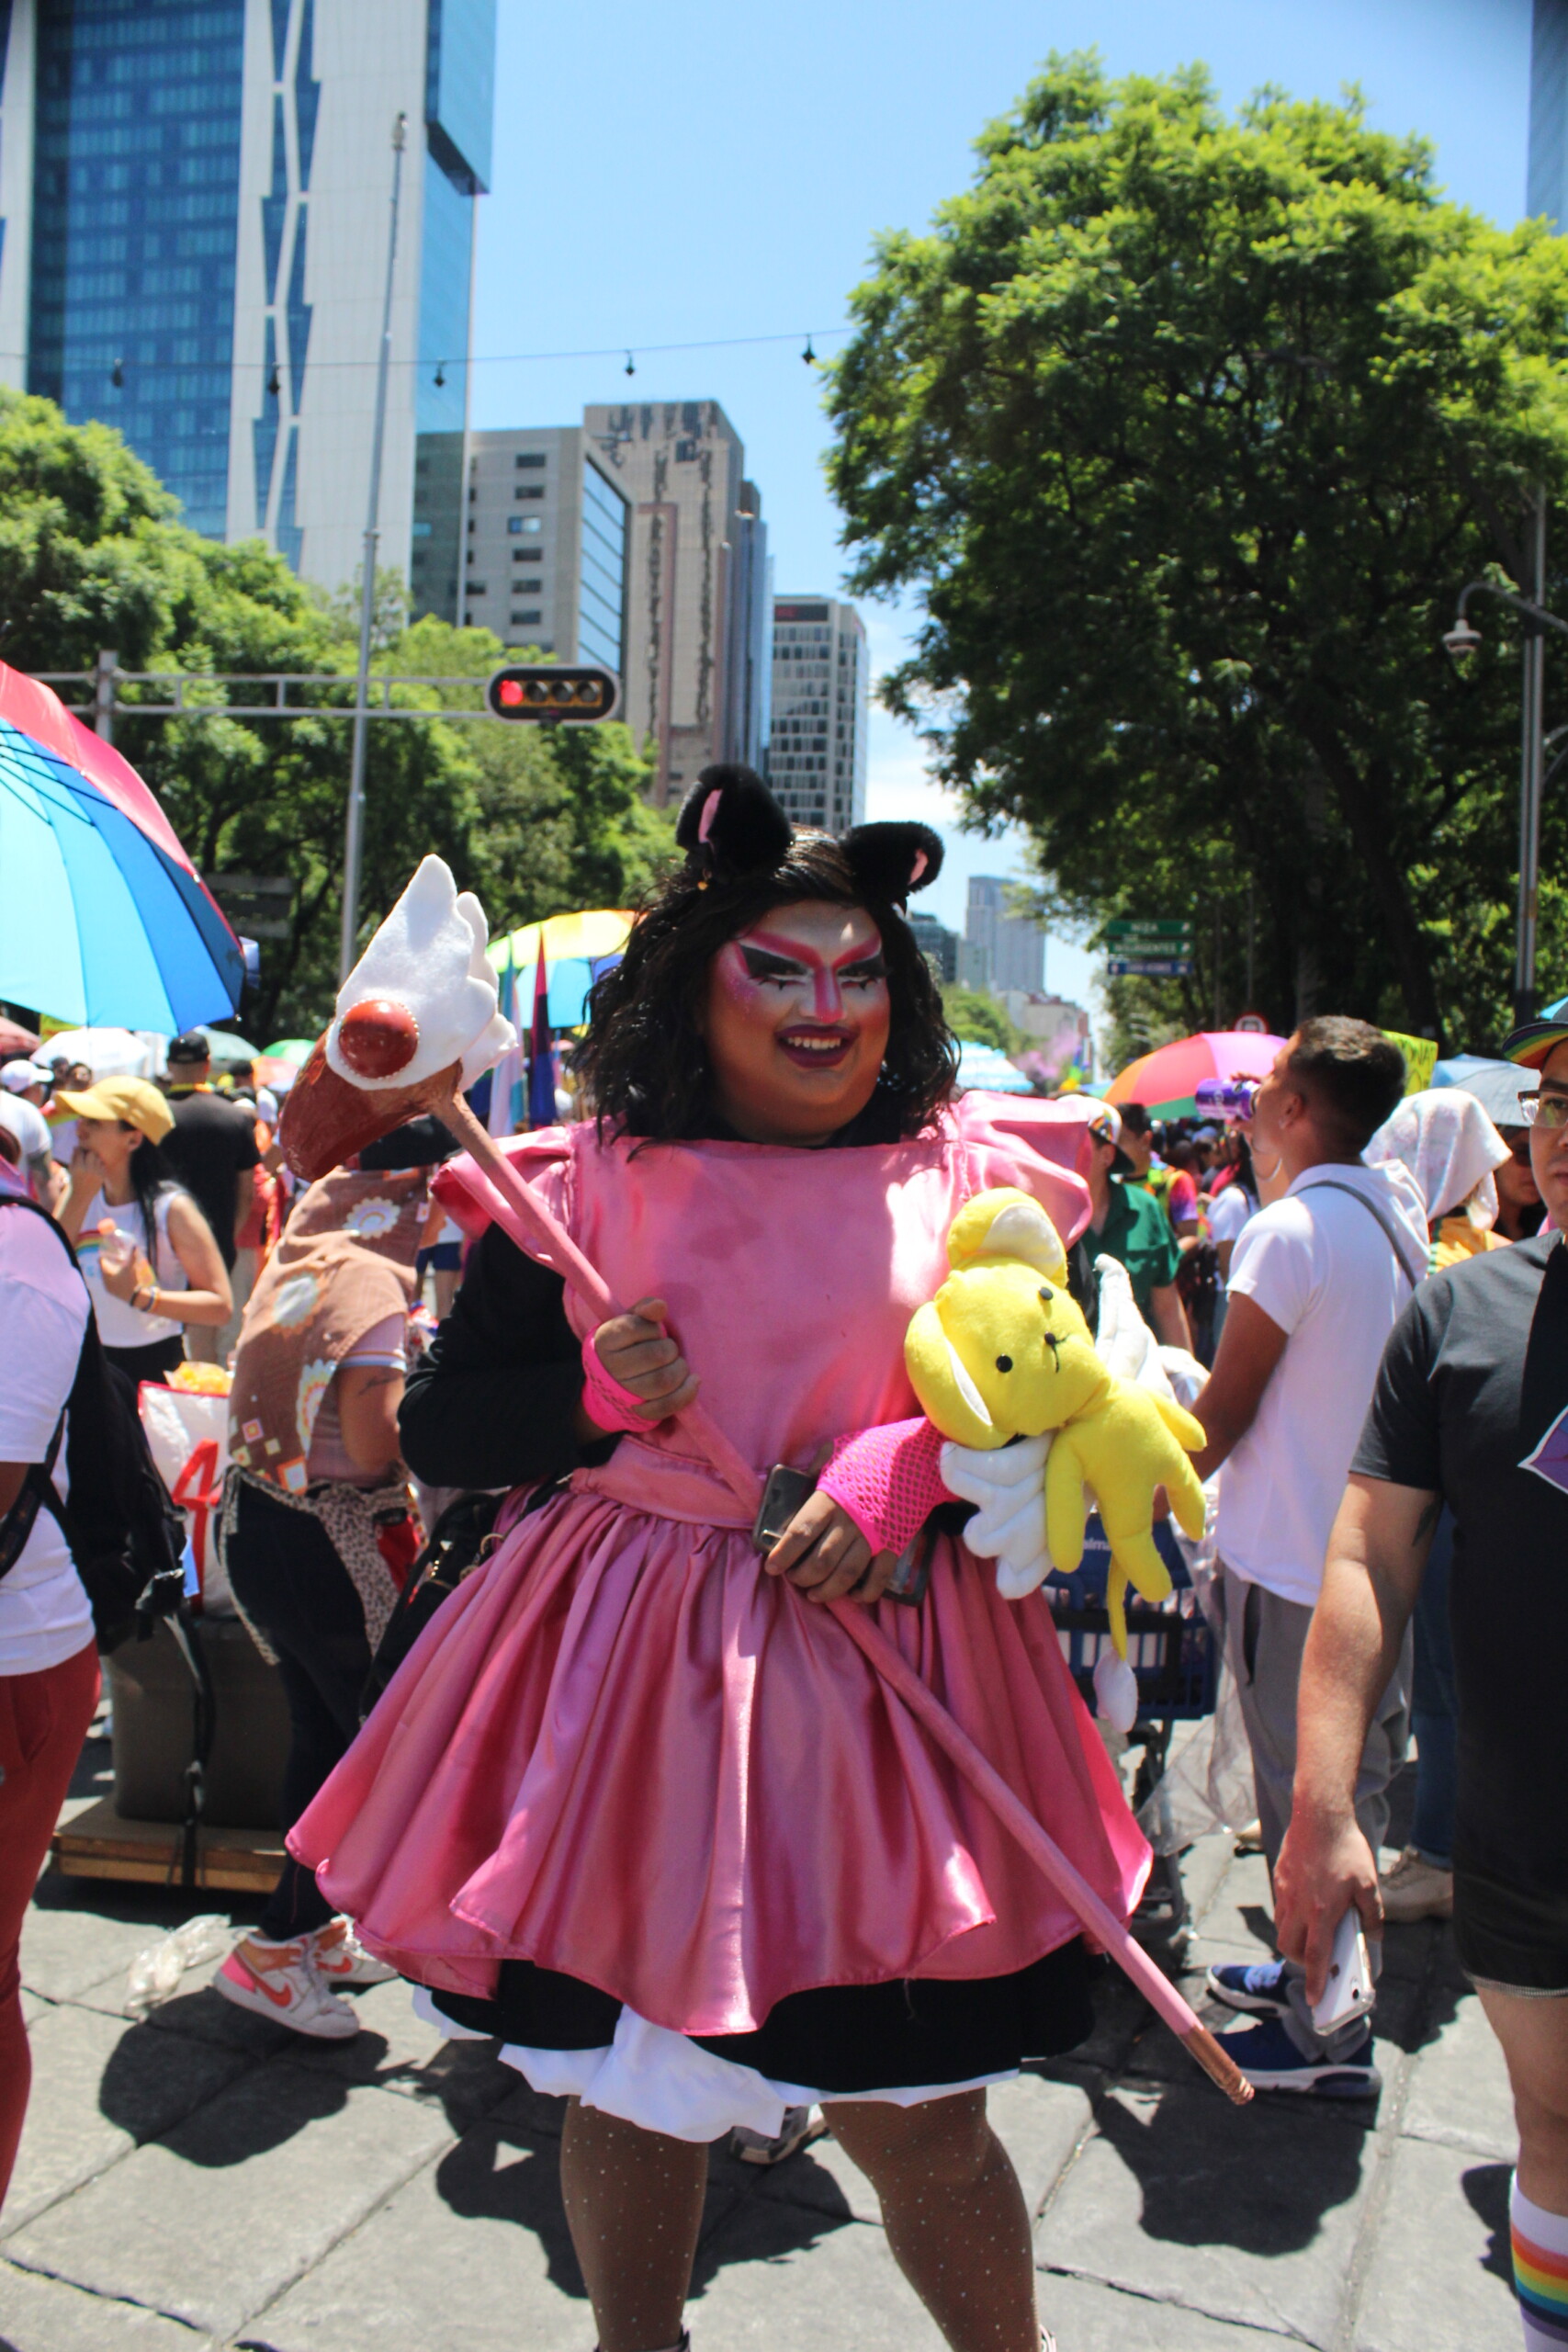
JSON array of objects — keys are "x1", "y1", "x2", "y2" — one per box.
[
  {"x1": 0, "y1": 1196, "x2": 87, "y2": 1582},
  {"x1": 1295, "y1": 1177, "x2": 1426, "y2": 1290},
  {"x1": 0, "y1": 1412, "x2": 67, "y2": 1581}
]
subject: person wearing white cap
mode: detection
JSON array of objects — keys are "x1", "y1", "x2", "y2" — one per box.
[
  {"x1": 1, "y1": 1059, "x2": 51, "y2": 1108},
  {"x1": 0, "y1": 1077, "x2": 52, "y2": 1201}
]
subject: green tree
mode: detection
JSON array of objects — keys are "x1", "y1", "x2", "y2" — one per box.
[
  {"x1": 0, "y1": 390, "x2": 674, "y2": 1037},
  {"x1": 941, "y1": 985, "x2": 1024, "y2": 1052},
  {"x1": 827, "y1": 58, "x2": 1568, "y2": 1051}
]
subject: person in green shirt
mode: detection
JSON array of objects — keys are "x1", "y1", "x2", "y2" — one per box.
[{"x1": 1082, "y1": 1102, "x2": 1191, "y2": 1350}]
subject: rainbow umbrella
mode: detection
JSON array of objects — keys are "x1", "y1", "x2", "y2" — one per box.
[
  {"x1": 488, "y1": 909, "x2": 634, "y2": 1030},
  {"x1": 0, "y1": 662, "x2": 243, "y2": 1029},
  {"x1": 1106, "y1": 1029, "x2": 1285, "y2": 1119}
]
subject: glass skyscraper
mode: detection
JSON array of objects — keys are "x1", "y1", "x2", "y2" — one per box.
[
  {"x1": 1530, "y1": 0, "x2": 1568, "y2": 229},
  {"x1": 0, "y1": 0, "x2": 495, "y2": 595},
  {"x1": 28, "y1": 0, "x2": 245, "y2": 538}
]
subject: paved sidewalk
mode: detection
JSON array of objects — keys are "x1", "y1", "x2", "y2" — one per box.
[{"x1": 0, "y1": 1723, "x2": 1520, "y2": 2351}]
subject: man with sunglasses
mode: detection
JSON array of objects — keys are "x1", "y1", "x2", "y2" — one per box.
[{"x1": 1275, "y1": 1017, "x2": 1568, "y2": 2352}]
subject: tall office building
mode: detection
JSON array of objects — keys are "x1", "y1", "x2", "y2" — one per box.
[
  {"x1": 582, "y1": 400, "x2": 770, "y2": 803},
  {"x1": 0, "y1": 0, "x2": 494, "y2": 596},
  {"x1": 766, "y1": 595, "x2": 868, "y2": 835},
  {"x1": 964, "y1": 876, "x2": 1044, "y2": 997},
  {"x1": 1531, "y1": 0, "x2": 1568, "y2": 225},
  {"x1": 455, "y1": 426, "x2": 631, "y2": 668}
]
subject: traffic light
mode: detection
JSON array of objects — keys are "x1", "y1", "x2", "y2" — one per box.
[{"x1": 485, "y1": 665, "x2": 620, "y2": 723}]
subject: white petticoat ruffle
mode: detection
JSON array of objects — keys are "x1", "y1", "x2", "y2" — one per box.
[{"x1": 412, "y1": 1987, "x2": 1012, "y2": 2143}]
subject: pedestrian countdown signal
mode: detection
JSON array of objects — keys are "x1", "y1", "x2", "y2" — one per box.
[{"x1": 486, "y1": 666, "x2": 620, "y2": 723}]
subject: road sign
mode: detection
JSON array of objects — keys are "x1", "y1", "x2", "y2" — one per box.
[
  {"x1": 1234, "y1": 1012, "x2": 1269, "y2": 1035},
  {"x1": 1105, "y1": 918, "x2": 1193, "y2": 941},
  {"x1": 1106, "y1": 933, "x2": 1194, "y2": 957},
  {"x1": 1108, "y1": 956, "x2": 1195, "y2": 979},
  {"x1": 487, "y1": 665, "x2": 620, "y2": 722}
]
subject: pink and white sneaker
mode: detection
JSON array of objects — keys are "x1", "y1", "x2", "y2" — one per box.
[
  {"x1": 308, "y1": 1916, "x2": 399, "y2": 1987},
  {"x1": 213, "y1": 1936, "x2": 359, "y2": 2038}
]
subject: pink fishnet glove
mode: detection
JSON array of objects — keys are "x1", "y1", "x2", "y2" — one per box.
[
  {"x1": 818, "y1": 1418, "x2": 953, "y2": 1556},
  {"x1": 579, "y1": 1332, "x2": 660, "y2": 1434}
]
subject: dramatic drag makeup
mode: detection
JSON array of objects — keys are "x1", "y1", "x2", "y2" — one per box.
[
  {"x1": 573, "y1": 766, "x2": 955, "y2": 1143},
  {"x1": 702, "y1": 905, "x2": 894, "y2": 1145}
]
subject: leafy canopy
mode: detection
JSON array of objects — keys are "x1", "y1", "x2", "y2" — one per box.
[
  {"x1": 827, "y1": 56, "x2": 1568, "y2": 1050},
  {"x1": 940, "y1": 985, "x2": 1025, "y2": 1053},
  {"x1": 0, "y1": 389, "x2": 673, "y2": 1037}
]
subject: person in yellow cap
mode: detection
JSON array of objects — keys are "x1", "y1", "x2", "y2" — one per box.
[{"x1": 53, "y1": 1077, "x2": 232, "y2": 1383}]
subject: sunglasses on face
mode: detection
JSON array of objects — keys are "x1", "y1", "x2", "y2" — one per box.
[{"x1": 1520, "y1": 1091, "x2": 1568, "y2": 1130}]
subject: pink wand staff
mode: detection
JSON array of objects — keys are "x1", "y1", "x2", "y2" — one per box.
[{"x1": 426, "y1": 1080, "x2": 1251, "y2": 2108}]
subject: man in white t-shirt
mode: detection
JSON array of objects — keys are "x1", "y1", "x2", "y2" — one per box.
[
  {"x1": 0, "y1": 1157, "x2": 98, "y2": 2209},
  {"x1": 1185, "y1": 1017, "x2": 1427, "y2": 2098}
]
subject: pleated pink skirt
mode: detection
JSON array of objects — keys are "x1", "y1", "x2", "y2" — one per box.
[{"x1": 290, "y1": 1488, "x2": 1149, "y2": 2036}]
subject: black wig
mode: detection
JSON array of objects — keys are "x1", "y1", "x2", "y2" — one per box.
[{"x1": 575, "y1": 766, "x2": 956, "y2": 1142}]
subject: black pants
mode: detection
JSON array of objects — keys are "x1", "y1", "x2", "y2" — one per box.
[
  {"x1": 104, "y1": 1334, "x2": 186, "y2": 1385},
  {"x1": 223, "y1": 1481, "x2": 373, "y2": 1941}
]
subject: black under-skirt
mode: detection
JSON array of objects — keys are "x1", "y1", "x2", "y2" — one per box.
[{"x1": 428, "y1": 1937, "x2": 1095, "y2": 2096}]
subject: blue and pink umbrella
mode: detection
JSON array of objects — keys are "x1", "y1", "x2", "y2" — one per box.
[{"x1": 0, "y1": 662, "x2": 243, "y2": 1030}]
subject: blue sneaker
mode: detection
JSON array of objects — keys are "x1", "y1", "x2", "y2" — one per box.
[
  {"x1": 1220, "y1": 2014, "x2": 1382, "y2": 2098},
  {"x1": 1206, "y1": 1957, "x2": 1292, "y2": 2016}
]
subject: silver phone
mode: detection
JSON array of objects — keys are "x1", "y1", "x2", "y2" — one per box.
[{"x1": 1310, "y1": 1910, "x2": 1375, "y2": 2036}]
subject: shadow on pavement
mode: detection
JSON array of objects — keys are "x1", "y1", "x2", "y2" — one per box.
[
  {"x1": 1463, "y1": 2161, "x2": 1514, "y2": 2287},
  {"x1": 428, "y1": 2103, "x2": 855, "y2": 2308},
  {"x1": 1093, "y1": 2080, "x2": 1373, "y2": 2256}
]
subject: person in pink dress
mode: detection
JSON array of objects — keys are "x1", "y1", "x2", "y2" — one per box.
[{"x1": 291, "y1": 767, "x2": 1149, "y2": 2352}]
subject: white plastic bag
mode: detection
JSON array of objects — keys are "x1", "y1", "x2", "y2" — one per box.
[
  {"x1": 125, "y1": 1915, "x2": 232, "y2": 2018},
  {"x1": 139, "y1": 1383, "x2": 233, "y2": 1612}
]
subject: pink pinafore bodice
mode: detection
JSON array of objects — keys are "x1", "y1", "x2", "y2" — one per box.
[{"x1": 536, "y1": 1105, "x2": 1087, "y2": 1527}]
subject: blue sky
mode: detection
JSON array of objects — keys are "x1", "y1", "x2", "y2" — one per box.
[{"x1": 470, "y1": 1, "x2": 1534, "y2": 1011}]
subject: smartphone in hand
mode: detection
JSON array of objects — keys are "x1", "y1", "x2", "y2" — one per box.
[{"x1": 1310, "y1": 1909, "x2": 1375, "y2": 2037}]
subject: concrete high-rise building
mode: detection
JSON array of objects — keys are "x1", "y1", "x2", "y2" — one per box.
[
  {"x1": 964, "y1": 876, "x2": 1044, "y2": 998},
  {"x1": 582, "y1": 400, "x2": 770, "y2": 803},
  {"x1": 1531, "y1": 0, "x2": 1568, "y2": 226},
  {"x1": 766, "y1": 596, "x2": 868, "y2": 836},
  {"x1": 448, "y1": 427, "x2": 631, "y2": 668},
  {"x1": 0, "y1": 0, "x2": 494, "y2": 598}
]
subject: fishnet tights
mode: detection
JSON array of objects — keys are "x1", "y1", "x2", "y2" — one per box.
[
  {"x1": 558, "y1": 2100, "x2": 705, "y2": 2352},
  {"x1": 558, "y1": 2088, "x2": 1039, "y2": 2352},
  {"x1": 825, "y1": 2090, "x2": 1041, "y2": 2352}
]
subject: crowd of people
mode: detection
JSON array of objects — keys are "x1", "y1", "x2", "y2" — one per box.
[{"x1": 1, "y1": 772, "x2": 1566, "y2": 2352}]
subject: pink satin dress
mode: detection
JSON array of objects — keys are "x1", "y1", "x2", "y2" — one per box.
[{"x1": 289, "y1": 1095, "x2": 1150, "y2": 2039}]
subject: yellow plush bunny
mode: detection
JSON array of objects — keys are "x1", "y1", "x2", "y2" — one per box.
[{"x1": 906, "y1": 1188, "x2": 1207, "y2": 1669}]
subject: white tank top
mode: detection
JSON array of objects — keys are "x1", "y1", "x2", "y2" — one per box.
[{"x1": 78, "y1": 1187, "x2": 188, "y2": 1349}]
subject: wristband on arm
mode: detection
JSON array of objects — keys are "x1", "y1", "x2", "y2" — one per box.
[
  {"x1": 579, "y1": 1332, "x2": 660, "y2": 1434},
  {"x1": 817, "y1": 1417, "x2": 952, "y2": 1556}
]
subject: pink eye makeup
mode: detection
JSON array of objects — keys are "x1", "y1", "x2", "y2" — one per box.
[{"x1": 737, "y1": 944, "x2": 887, "y2": 989}]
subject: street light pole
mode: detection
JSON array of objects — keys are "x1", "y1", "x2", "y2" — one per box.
[
  {"x1": 1443, "y1": 539, "x2": 1568, "y2": 1028},
  {"x1": 1518, "y1": 492, "x2": 1547, "y2": 1025},
  {"x1": 340, "y1": 111, "x2": 407, "y2": 985}
]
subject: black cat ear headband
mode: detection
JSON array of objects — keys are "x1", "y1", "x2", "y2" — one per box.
[{"x1": 674, "y1": 764, "x2": 943, "y2": 907}]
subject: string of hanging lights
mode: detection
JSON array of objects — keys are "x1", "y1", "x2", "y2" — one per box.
[{"x1": 21, "y1": 323, "x2": 848, "y2": 396}]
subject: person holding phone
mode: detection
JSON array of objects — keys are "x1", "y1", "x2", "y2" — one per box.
[
  {"x1": 1278, "y1": 1014, "x2": 1568, "y2": 2352},
  {"x1": 290, "y1": 769, "x2": 1148, "y2": 2352}
]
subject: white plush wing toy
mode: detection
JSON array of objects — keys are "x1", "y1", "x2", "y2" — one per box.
[{"x1": 280, "y1": 855, "x2": 518, "y2": 1181}]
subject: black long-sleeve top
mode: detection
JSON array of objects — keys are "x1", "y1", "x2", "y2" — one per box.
[{"x1": 399, "y1": 1223, "x2": 615, "y2": 1490}]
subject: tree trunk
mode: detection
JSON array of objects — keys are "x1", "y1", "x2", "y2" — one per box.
[{"x1": 1295, "y1": 714, "x2": 1444, "y2": 1046}]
